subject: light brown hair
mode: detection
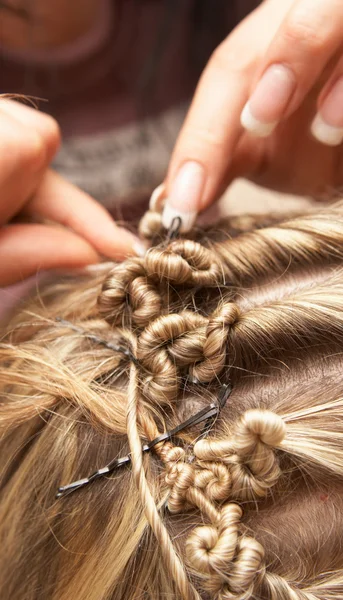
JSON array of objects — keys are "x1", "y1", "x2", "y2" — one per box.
[{"x1": 2, "y1": 202, "x2": 343, "y2": 599}]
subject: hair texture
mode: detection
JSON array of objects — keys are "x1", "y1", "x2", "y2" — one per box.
[{"x1": 2, "y1": 201, "x2": 343, "y2": 599}]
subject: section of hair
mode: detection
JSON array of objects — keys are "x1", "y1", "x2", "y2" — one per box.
[{"x1": 2, "y1": 203, "x2": 343, "y2": 599}]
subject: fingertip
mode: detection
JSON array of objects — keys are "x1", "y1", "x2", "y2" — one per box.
[
  {"x1": 132, "y1": 240, "x2": 147, "y2": 257},
  {"x1": 161, "y1": 203, "x2": 197, "y2": 233},
  {"x1": 241, "y1": 64, "x2": 295, "y2": 137},
  {"x1": 311, "y1": 73, "x2": 343, "y2": 147},
  {"x1": 101, "y1": 225, "x2": 147, "y2": 261},
  {"x1": 41, "y1": 114, "x2": 61, "y2": 162},
  {"x1": 311, "y1": 113, "x2": 343, "y2": 147},
  {"x1": 161, "y1": 161, "x2": 204, "y2": 232},
  {"x1": 240, "y1": 102, "x2": 277, "y2": 137}
]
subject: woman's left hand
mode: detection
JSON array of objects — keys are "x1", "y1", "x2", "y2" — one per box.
[{"x1": 160, "y1": 0, "x2": 343, "y2": 231}]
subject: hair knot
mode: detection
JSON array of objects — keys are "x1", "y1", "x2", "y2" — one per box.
[
  {"x1": 186, "y1": 503, "x2": 264, "y2": 599},
  {"x1": 194, "y1": 410, "x2": 286, "y2": 501},
  {"x1": 233, "y1": 410, "x2": 286, "y2": 455},
  {"x1": 139, "y1": 210, "x2": 163, "y2": 240},
  {"x1": 194, "y1": 462, "x2": 232, "y2": 502},
  {"x1": 227, "y1": 460, "x2": 279, "y2": 501},
  {"x1": 191, "y1": 303, "x2": 240, "y2": 382},
  {"x1": 161, "y1": 445, "x2": 186, "y2": 465},
  {"x1": 207, "y1": 303, "x2": 241, "y2": 332},
  {"x1": 165, "y1": 462, "x2": 195, "y2": 513},
  {"x1": 98, "y1": 259, "x2": 162, "y2": 327},
  {"x1": 137, "y1": 312, "x2": 207, "y2": 403},
  {"x1": 138, "y1": 185, "x2": 165, "y2": 240},
  {"x1": 218, "y1": 537, "x2": 265, "y2": 600},
  {"x1": 186, "y1": 503, "x2": 242, "y2": 575},
  {"x1": 145, "y1": 240, "x2": 224, "y2": 286}
]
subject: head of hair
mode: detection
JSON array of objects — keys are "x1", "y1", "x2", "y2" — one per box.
[{"x1": 2, "y1": 201, "x2": 343, "y2": 599}]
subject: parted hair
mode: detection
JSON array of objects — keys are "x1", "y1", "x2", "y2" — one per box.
[{"x1": 2, "y1": 201, "x2": 343, "y2": 599}]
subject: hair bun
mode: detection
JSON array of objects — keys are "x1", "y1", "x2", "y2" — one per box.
[{"x1": 145, "y1": 240, "x2": 224, "y2": 286}]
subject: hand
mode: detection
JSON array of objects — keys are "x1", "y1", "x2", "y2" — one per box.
[
  {"x1": 160, "y1": 0, "x2": 343, "y2": 231},
  {"x1": 0, "y1": 99, "x2": 141, "y2": 286}
]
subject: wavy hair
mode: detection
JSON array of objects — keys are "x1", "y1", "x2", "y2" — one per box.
[{"x1": 1, "y1": 201, "x2": 343, "y2": 599}]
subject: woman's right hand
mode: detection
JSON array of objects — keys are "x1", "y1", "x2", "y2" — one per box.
[
  {"x1": 0, "y1": 99, "x2": 141, "y2": 286},
  {"x1": 162, "y1": 0, "x2": 343, "y2": 231}
]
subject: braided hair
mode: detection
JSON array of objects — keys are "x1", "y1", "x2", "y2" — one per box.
[{"x1": 2, "y1": 201, "x2": 343, "y2": 599}]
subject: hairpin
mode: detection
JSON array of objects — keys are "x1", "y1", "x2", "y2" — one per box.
[
  {"x1": 55, "y1": 317, "x2": 140, "y2": 366},
  {"x1": 56, "y1": 382, "x2": 232, "y2": 499},
  {"x1": 166, "y1": 216, "x2": 182, "y2": 241}
]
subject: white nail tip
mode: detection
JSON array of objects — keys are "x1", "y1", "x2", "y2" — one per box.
[
  {"x1": 240, "y1": 103, "x2": 277, "y2": 138},
  {"x1": 162, "y1": 203, "x2": 197, "y2": 233},
  {"x1": 311, "y1": 114, "x2": 343, "y2": 147},
  {"x1": 82, "y1": 262, "x2": 115, "y2": 273},
  {"x1": 149, "y1": 183, "x2": 165, "y2": 210},
  {"x1": 132, "y1": 242, "x2": 147, "y2": 257}
]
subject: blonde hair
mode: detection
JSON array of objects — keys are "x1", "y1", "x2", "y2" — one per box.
[{"x1": 2, "y1": 202, "x2": 343, "y2": 599}]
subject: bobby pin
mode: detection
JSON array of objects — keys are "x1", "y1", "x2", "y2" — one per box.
[
  {"x1": 55, "y1": 317, "x2": 140, "y2": 366},
  {"x1": 199, "y1": 382, "x2": 232, "y2": 439},
  {"x1": 166, "y1": 216, "x2": 182, "y2": 241},
  {"x1": 56, "y1": 381, "x2": 232, "y2": 499}
]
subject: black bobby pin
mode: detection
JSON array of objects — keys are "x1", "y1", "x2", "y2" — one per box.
[
  {"x1": 56, "y1": 382, "x2": 232, "y2": 499},
  {"x1": 166, "y1": 216, "x2": 182, "y2": 241},
  {"x1": 199, "y1": 382, "x2": 232, "y2": 440},
  {"x1": 55, "y1": 317, "x2": 140, "y2": 366}
]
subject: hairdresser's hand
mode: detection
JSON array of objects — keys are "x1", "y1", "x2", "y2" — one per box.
[
  {"x1": 0, "y1": 99, "x2": 141, "y2": 286},
  {"x1": 161, "y1": 0, "x2": 343, "y2": 230}
]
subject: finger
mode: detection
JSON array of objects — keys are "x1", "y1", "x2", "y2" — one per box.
[
  {"x1": 0, "y1": 108, "x2": 52, "y2": 223},
  {"x1": 0, "y1": 223, "x2": 99, "y2": 287},
  {"x1": 23, "y1": 170, "x2": 145, "y2": 260},
  {"x1": 241, "y1": 0, "x2": 343, "y2": 137},
  {"x1": 0, "y1": 98, "x2": 61, "y2": 162},
  {"x1": 160, "y1": 5, "x2": 269, "y2": 231},
  {"x1": 311, "y1": 54, "x2": 343, "y2": 146}
]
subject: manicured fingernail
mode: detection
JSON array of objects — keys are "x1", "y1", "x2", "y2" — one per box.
[
  {"x1": 241, "y1": 64, "x2": 296, "y2": 137},
  {"x1": 162, "y1": 161, "x2": 205, "y2": 232},
  {"x1": 311, "y1": 76, "x2": 343, "y2": 146},
  {"x1": 132, "y1": 241, "x2": 147, "y2": 257},
  {"x1": 100, "y1": 218, "x2": 145, "y2": 259},
  {"x1": 162, "y1": 203, "x2": 197, "y2": 232},
  {"x1": 81, "y1": 262, "x2": 114, "y2": 273},
  {"x1": 149, "y1": 183, "x2": 165, "y2": 210}
]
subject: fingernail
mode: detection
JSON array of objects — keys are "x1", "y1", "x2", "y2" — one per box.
[
  {"x1": 162, "y1": 203, "x2": 197, "y2": 232},
  {"x1": 132, "y1": 241, "x2": 147, "y2": 257},
  {"x1": 149, "y1": 183, "x2": 165, "y2": 211},
  {"x1": 311, "y1": 76, "x2": 343, "y2": 146},
  {"x1": 162, "y1": 161, "x2": 205, "y2": 232},
  {"x1": 98, "y1": 218, "x2": 145, "y2": 260},
  {"x1": 81, "y1": 262, "x2": 114, "y2": 274},
  {"x1": 241, "y1": 64, "x2": 296, "y2": 137}
]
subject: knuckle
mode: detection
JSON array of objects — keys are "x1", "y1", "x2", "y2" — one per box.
[
  {"x1": 209, "y1": 40, "x2": 253, "y2": 76},
  {"x1": 281, "y1": 16, "x2": 326, "y2": 54},
  {"x1": 194, "y1": 128, "x2": 227, "y2": 150},
  {"x1": 181, "y1": 128, "x2": 227, "y2": 157}
]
